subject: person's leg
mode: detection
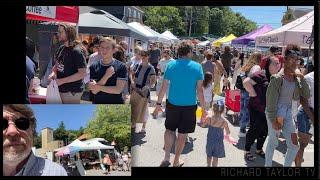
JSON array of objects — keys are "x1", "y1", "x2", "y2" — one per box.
[
  {"x1": 256, "y1": 112, "x2": 268, "y2": 153},
  {"x1": 244, "y1": 109, "x2": 257, "y2": 161},
  {"x1": 207, "y1": 156, "x2": 212, "y2": 167},
  {"x1": 211, "y1": 157, "x2": 218, "y2": 167},
  {"x1": 163, "y1": 129, "x2": 175, "y2": 162},
  {"x1": 282, "y1": 106, "x2": 299, "y2": 167},
  {"x1": 174, "y1": 104, "x2": 197, "y2": 166},
  {"x1": 173, "y1": 133, "x2": 187, "y2": 166},
  {"x1": 244, "y1": 108, "x2": 257, "y2": 153},
  {"x1": 295, "y1": 108, "x2": 312, "y2": 166},
  {"x1": 239, "y1": 91, "x2": 249, "y2": 135},
  {"x1": 265, "y1": 119, "x2": 279, "y2": 167}
]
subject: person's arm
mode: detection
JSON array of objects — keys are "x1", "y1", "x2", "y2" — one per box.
[
  {"x1": 28, "y1": 78, "x2": 34, "y2": 93},
  {"x1": 197, "y1": 80, "x2": 207, "y2": 119},
  {"x1": 56, "y1": 68, "x2": 87, "y2": 86},
  {"x1": 156, "y1": 79, "x2": 169, "y2": 104},
  {"x1": 265, "y1": 76, "x2": 281, "y2": 127},
  {"x1": 48, "y1": 64, "x2": 58, "y2": 80},
  {"x1": 224, "y1": 120, "x2": 231, "y2": 135},
  {"x1": 300, "y1": 96, "x2": 314, "y2": 124},
  {"x1": 149, "y1": 74, "x2": 156, "y2": 88},
  {"x1": 216, "y1": 60, "x2": 227, "y2": 76},
  {"x1": 96, "y1": 79, "x2": 126, "y2": 94},
  {"x1": 97, "y1": 66, "x2": 115, "y2": 86},
  {"x1": 243, "y1": 77, "x2": 257, "y2": 97}
]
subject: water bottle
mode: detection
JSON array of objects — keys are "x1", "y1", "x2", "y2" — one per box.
[{"x1": 32, "y1": 77, "x2": 41, "y2": 94}]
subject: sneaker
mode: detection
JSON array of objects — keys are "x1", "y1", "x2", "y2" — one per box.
[{"x1": 238, "y1": 129, "x2": 247, "y2": 137}]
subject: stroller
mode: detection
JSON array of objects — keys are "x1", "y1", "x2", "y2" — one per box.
[{"x1": 225, "y1": 87, "x2": 240, "y2": 124}]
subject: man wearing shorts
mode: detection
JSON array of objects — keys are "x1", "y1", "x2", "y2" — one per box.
[{"x1": 153, "y1": 40, "x2": 207, "y2": 167}]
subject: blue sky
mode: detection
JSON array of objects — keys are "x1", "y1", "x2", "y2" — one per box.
[
  {"x1": 29, "y1": 105, "x2": 97, "y2": 134},
  {"x1": 230, "y1": 6, "x2": 313, "y2": 29},
  {"x1": 230, "y1": 6, "x2": 287, "y2": 29}
]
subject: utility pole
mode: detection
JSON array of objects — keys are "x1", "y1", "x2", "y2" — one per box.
[{"x1": 189, "y1": 7, "x2": 193, "y2": 37}]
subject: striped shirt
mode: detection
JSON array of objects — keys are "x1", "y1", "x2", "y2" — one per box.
[{"x1": 15, "y1": 152, "x2": 67, "y2": 176}]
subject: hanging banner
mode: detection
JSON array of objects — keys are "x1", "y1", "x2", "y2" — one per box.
[
  {"x1": 26, "y1": 6, "x2": 79, "y2": 24},
  {"x1": 26, "y1": 6, "x2": 56, "y2": 19}
]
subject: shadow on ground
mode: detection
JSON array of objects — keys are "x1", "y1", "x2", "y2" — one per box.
[{"x1": 132, "y1": 131, "x2": 147, "y2": 146}]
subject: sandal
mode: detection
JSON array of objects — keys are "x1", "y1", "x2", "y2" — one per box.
[
  {"x1": 173, "y1": 161, "x2": 184, "y2": 167},
  {"x1": 139, "y1": 129, "x2": 146, "y2": 134},
  {"x1": 255, "y1": 150, "x2": 265, "y2": 158},
  {"x1": 244, "y1": 152, "x2": 256, "y2": 161},
  {"x1": 160, "y1": 161, "x2": 171, "y2": 167}
]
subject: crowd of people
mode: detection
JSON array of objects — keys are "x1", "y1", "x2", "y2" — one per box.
[
  {"x1": 151, "y1": 40, "x2": 314, "y2": 167},
  {"x1": 25, "y1": 23, "x2": 314, "y2": 168}
]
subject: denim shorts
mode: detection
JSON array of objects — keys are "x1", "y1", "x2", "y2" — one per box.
[{"x1": 296, "y1": 108, "x2": 312, "y2": 135}]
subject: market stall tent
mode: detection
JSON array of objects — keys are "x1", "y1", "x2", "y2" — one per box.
[
  {"x1": 212, "y1": 34, "x2": 237, "y2": 47},
  {"x1": 161, "y1": 30, "x2": 180, "y2": 43},
  {"x1": 255, "y1": 10, "x2": 314, "y2": 49},
  {"x1": 197, "y1": 40, "x2": 211, "y2": 47},
  {"x1": 231, "y1": 24, "x2": 273, "y2": 45},
  {"x1": 78, "y1": 10, "x2": 148, "y2": 41},
  {"x1": 128, "y1": 22, "x2": 172, "y2": 44}
]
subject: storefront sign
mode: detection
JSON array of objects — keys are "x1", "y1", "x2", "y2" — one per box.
[{"x1": 26, "y1": 6, "x2": 56, "y2": 19}]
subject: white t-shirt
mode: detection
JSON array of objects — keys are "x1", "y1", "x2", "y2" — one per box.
[
  {"x1": 248, "y1": 65, "x2": 261, "y2": 77},
  {"x1": 305, "y1": 72, "x2": 314, "y2": 109},
  {"x1": 129, "y1": 56, "x2": 142, "y2": 70},
  {"x1": 203, "y1": 83, "x2": 213, "y2": 103},
  {"x1": 158, "y1": 58, "x2": 174, "y2": 74}
]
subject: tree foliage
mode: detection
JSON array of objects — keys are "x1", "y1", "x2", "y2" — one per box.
[
  {"x1": 209, "y1": 7, "x2": 257, "y2": 37},
  {"x1": 53, "y1": 121, "x2": 68, "y2": 145},
  {"x1": 281, "y1": 9, "x2": 295, "y2": 25},
  {"x1": 143, "y1": 6, "x2": 186, "y2": 36},
  {"x1": 84, "y1": 105, "x2": 131, "y2": 151}
]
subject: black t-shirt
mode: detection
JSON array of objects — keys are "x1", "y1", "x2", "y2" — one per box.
[
  {"x1": 56, "y1": 45, "x2": 87, "y2": 93},
  {"x1": 89, "y1": 59, "x2": 128, "y2": 104}
]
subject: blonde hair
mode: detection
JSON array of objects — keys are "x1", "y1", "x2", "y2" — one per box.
[
  {"x1": 212, "y1": 102, "x2": 225, "y2": 116},
  {"x1": 99, "y1": 37, "x2": 116, "y2": 48},
  {"x1": 241, "y1": 52, "x2": 262, "y2": 73}
]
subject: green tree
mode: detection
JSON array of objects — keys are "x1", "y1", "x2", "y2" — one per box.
[
  {"x1": 208, "y1": 7, "x2": 257, "y2": 37},
  {"x1": 53, "y1": 121, "x2": 68, "y2": 145},
  {"x1": 143, "y1": 6, "x2": 185, "y2": 36},
  {"x1": 84, "y1": 105, "x2": 131, "y2": 151},
  {"x1": 33, "y1": 133, "x2": 42, "y2": 148},
  {"x1": 281, "y1": 8, "x2": 295, "y2": 25}
]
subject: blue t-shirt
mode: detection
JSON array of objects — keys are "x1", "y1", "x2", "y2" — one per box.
[{"x1": 164, "y1": 59, "x2": 204, "y2": 106}]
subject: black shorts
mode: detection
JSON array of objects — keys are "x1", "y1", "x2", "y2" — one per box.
[
  {"x1": 151, "y1": 62, "x2": 159, "y2": 75},
  {"x1": 165, "y1": 101, "x2": 197, "y2": 134}
]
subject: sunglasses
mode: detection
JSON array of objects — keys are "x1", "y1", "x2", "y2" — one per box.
[{"x1": 3, "y1": 117, "x2": 30, "y2": 131}]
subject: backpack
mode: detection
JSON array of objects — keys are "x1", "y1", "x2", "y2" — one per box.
[
  {"x1": 249, "y1": 73, "x2": 269, "y2": 113},
  {"x1": 235, "y1": 72, "x2": 247, "y2": 90}
]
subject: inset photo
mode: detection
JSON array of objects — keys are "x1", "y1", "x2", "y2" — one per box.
[{"x1": 3, "y1": 104, "x2": 131, "y2": 176}]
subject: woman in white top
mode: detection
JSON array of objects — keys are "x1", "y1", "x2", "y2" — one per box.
[{"x1": 203, "y1": 72, "x2": 214, "y2": 111}]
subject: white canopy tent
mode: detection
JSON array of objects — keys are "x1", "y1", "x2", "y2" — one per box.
[
  {"x1": 127, "y1": 22, "x2": 172, "y2": 44},
  {"x1": 255, "y1": 10, "x2": 314, "y2": 49},
  {"x1": 197, "y1": 40, "x2": 211, "y2": 47},
  {"x1": 161, "y1": 30, "x2": 180, "y2": 43},
  {"x1": 83, "y1": 139, "x2": 114, "y2": 150}
]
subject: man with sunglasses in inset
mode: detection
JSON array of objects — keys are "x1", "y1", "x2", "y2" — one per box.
[{"x1": 3, "y1": 104, "x2": 67, "y2": 176}]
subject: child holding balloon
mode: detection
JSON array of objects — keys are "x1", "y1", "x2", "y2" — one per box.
[{"x1": 203, "y1": 100, "x2": 231, "y2": 167}]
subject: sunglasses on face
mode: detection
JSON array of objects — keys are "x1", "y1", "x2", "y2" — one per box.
[{"x1": 3, "y1": 117, "x2": 30, "y2": 131}]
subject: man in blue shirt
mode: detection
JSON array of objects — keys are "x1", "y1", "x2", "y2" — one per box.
[{"x1": 153, "y1": 40, "x2": 207, "y2": 167}]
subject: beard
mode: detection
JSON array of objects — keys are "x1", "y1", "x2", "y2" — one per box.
[{"x1": 3, "y1": 136, "x2": 31, "y2": 166}]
